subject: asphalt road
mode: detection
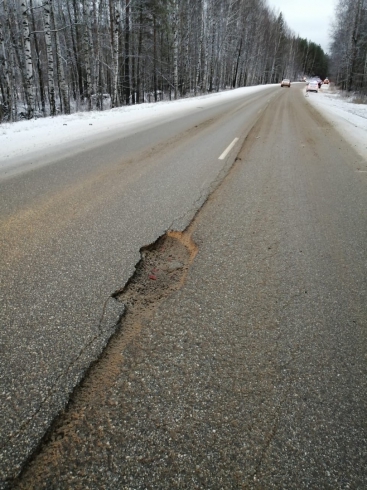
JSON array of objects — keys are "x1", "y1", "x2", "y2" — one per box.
[
  {"x1": 2, "y1": 85, "x2": 367, "y2": 488},
  {"x1": 0, "y1": 86, "x2": 279, "y2": 485}
]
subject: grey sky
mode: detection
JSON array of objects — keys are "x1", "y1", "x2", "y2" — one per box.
[{"x1": 266, "y1": 0, "x2": 336, "y2": 53}]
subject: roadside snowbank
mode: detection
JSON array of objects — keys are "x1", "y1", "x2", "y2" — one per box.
[{"x1": 306, "y1": 85, "x2": 367, "y2": 161}]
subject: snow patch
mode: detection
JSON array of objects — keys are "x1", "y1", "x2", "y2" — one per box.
[{"x1": 306, "y1": 87, "x2": 367, "y2": 161}]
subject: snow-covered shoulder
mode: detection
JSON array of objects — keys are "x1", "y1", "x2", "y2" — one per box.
[
  {"x1": 0, "y1": 85, "x2": 275, "y2": 175},
  {"x1": 305, "y1": 86, "x2": 367, "y2": 162}
]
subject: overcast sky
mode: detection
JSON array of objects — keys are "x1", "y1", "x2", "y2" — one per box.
[{"x1": 266, "y1": 0, "x2": 336, "y2": 53}]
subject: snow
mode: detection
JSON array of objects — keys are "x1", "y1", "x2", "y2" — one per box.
[
  {"x1": 1, "y1": 84, "x2": 366, "y2": 177},
  {"x1": 305, "y1": 84, "x2": 367, "y2": 161}
]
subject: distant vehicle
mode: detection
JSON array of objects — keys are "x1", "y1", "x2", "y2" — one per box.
[
  {"x1": 281, "y1": 79, "x2": 291, "y2": 88},
  {"x1": 315, "y1": 77, "x2": 323, "y2": 88},
  {"x1": 306, "y1": 81, "x2": 319, "y2": 93},
  {"x1": 309, "y1": 77, "x2": 322, "y2": 88},
  {"x1": 323, "y1": 78, "x2": 330, "y2": 84}
]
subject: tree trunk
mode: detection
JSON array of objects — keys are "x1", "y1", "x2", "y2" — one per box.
[
  {"x1": 82, "y1": 0, "x2": 92, "y2": 110},
  {"x1": 195, "y1": 0, "x2": 204, "y2": 95},
  {"x1": 202, "y1": 0, "x2": 209, "y2": 92},
  {"x1": 232, "y1": 37, "x2": 242, "y2": 88},
  {"x1": 0, "y1": 19, "x2": 12, "y2": 120},
  {"x1": 111, "y1": 3, "x2": 120, "y2": 108},
  {"x1": 172, "y1": 0, "x2": 179, "y2": 99},
  {"x1": 347, "y1": 0, "x2": 363, "y2": 92},
  {"x1": 93, "y1": 0, "x2": 104, "y2": 110},
  {"x1": 20, "y1": 0, "x2": 34, "y2": 118},
  {"x1": 3, "y1": 0, "x2": 19, "y2": 121},
  {"x1": 124, "y1": 0, "x2": 131, "y2": 105},
  {"x1": 51, "y1": 1, "x2": 70, "y2": 114},
  {"x1": 153, "y1": 13, "x2": 157, "y2": 102},
  {"x1": 72, "y1": 0, "x2": 83, "y2": 101},
  {"x1": 43, "y1": 0, "x2": 56, "y2": 116},
  {"x1": 29, "y1": 0, "x2": 45, "y2": 116},
  {"x1": 136, "y1": 4, "x2": 143, "y2": 104}
]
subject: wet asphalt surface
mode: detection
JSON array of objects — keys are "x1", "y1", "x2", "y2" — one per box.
[
  {"x1": 7, "y1": 88, "x2": 367, "y2": 488},
  {"x1": 0, "y1": 87, "x2": 278, "y2": 486}
]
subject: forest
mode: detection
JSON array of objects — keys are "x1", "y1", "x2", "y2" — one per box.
[
  {"x1": 329, "y1": 0, "x2": 367, "y2": 94},
  {"x1": 0, "y1": 0, "x2": 329, "y2": 122}
]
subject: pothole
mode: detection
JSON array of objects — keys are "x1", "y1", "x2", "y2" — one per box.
[
  {"x1": 12, "y1": 230, "x2": 198, "y2": 488},
  {"x1": 77, "y1": 229, "x2": 198, "y2": 405},
  {"x1": 113, "y1": 230, "x2": 198, "y2": 315}
]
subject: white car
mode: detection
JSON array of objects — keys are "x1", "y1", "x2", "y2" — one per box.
[
  {"x1": 281, "y1": 79, "x2": 291, "y2": 88},
  {"x1": 306, "y1": 81, "x2": 319, "y2": 93}
]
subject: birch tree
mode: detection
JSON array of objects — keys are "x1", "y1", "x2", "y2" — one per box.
[
  {"x1": 0, "y1": 0, "x2": 333, "y2": 122},
  {"x1": 20, "y1": 0, "x2": 34, "y2": 118},
  {"x1": 111, "y1": 2, "x2": 120, "y2": 108},
  {"x1": 0, "y1": 18, "x2": 12, "y2": 120},
  {"x1": 43, "y1": 0, "x2": 56, "y2": 116},
  {"x1": 29, "y1": 0, "x2": 45, "y2": 115},
  {"x1": 124, "y1": 0, "x2": 131, "y2": 104},
  {"x1": 172, "y1": 0, "x2": 179, "y2": 99},
  {"x1": 82, "y1": 0, "x2": 92, "y2": 110}
]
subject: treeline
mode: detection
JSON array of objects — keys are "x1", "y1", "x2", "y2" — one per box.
[
  {"x1": 330, "y1": 0, "x2": 367, "y2": 93},
  {"x1": 0, "y1": 0, "x2": 328, "y2": 122}
]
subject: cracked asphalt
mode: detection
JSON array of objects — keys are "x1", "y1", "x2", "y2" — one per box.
[
  {"x1": 9, "y1": 88, "x2": 367, "y2": 488},
  {"x1": 0, "y1": 87, "x2": 279, "y2": 486}
]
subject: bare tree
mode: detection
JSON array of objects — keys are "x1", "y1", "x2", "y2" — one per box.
[
  {"x1": 20, "y1": 0, "x2": 34, "y2": 118},
  {"x1": 43, "y1": 0, "x2": 56, "y2": 116},
  {"x1": 111, "y1": 1, "x2": 120, "y2": 108},
  {"x1": 51, "y1": 0, "x2": 70, "y2": 113},
  {"x1": 172, "y1": 0, "x2": 179, "y2": 99},
  {"x1": 0, "y1": 17, "x2": 12, "y2": 120},
  {"x1": 330, "y1": 0, "x2": 367, "y2": 93},
  {"x1": 0, "y1": 0, "x2": 331, "y2": 122}
]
